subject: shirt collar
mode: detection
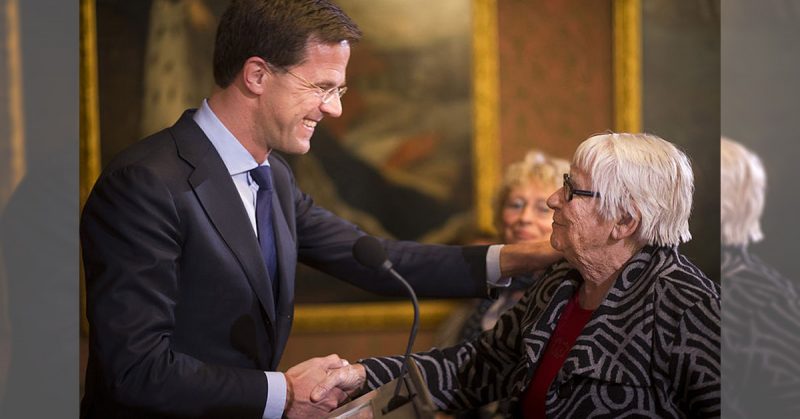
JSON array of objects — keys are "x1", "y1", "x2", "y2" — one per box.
[{"x1": 193, "y1": 99, "x2": 268, "y2": 176}]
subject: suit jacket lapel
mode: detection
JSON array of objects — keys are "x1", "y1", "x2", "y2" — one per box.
[
  {"x1": 170, "y1": 111, "x2": 278, "y2": 336},
  {"x1": 268, "y1": 157, "x2": 297, "y2": 366}
]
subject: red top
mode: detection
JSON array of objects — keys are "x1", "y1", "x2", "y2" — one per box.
[{"x1": 521, "y1": 291, "x2": 594, "y2": 418}]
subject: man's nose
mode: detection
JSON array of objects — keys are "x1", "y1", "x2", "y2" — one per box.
[{"x1": 320, "y1": 94, "x2": 343, "y2": 118}]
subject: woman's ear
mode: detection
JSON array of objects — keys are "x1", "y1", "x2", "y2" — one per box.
[
  {"x1": 241, "y1": 57, "x2": 268, "y2": 95},
  {"x1": 611, "y1": 210, "x2": 640, "y2": 241}
]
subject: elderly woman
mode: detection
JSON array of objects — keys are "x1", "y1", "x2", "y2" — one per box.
[
  {"x1": 721, "y1": 137, "x2": 800, "y2": 418},
  {"x1": 316, "y1": 133, "x2": 721, "y2": 418}
]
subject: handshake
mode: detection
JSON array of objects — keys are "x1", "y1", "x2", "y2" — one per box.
[{"x1": 284, "y1": 354, "x2": 368, "y2": 418}]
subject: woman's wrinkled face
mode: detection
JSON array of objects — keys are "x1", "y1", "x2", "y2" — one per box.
[
  {"x1": 546, "y1": 167, "x2": 613, "y2": 260},
  {"x1": 501, "y1": 182, "x2": 555, "y2": 244}
]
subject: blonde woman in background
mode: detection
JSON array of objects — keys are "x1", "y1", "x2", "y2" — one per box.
[
  {"x1": 458, "y1": 151, "x2": 569, "y2": 342},
  {"x1": 447, "y1": 151, "x2": 568, "y2": 418}
]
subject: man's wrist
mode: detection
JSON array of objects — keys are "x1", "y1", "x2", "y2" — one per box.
[
  {"x1": 283, "y1": 374, "x2": 293, "y2": 416},
  {"x1": 486, "y1": 244, "x2": 506, "y2": 284},
  {"x1": 264, "y1": 371, "x2": 288, "y2": 419}
]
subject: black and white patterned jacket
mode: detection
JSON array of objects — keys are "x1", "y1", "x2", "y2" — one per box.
[{"x1": 360, "y1": 246, "x2": 721, "y2": 418}]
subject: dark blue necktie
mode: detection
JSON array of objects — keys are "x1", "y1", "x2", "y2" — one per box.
[{"x1": 250, "y1": 166, "x2": 278, "y2": 298}]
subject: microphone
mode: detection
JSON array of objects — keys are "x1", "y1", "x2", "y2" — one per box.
[
  {"x1": 352, "y1": 235, "x2": 393, "y2": 272},
  {"x1": 352, "y1": 236, "x2": 420, "y2": 414}
]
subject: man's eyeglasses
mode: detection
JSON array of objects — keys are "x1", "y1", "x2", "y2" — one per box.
[
  {"x1": 563, "y1": 173, "x2": 600, "y2": 202},
  {"x1": 283, "y1": 68, "x2": 348, "y2": 104}
]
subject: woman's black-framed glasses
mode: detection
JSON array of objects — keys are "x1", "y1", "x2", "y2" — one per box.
[{"x1": 563, "y1": 173, "x2": 600, "y2": 202}]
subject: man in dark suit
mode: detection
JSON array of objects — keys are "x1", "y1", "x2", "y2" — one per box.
[{"x1": 81, "y1": 0, "x2": 557, "y2": 417}]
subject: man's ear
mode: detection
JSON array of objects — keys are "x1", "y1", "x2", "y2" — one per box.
[
  {"x1": 611, "y1": 210, "x2": 640, "y2": 241},
  {"x1": 241, "y1": 57, "x2": 269, "y2": 95}
]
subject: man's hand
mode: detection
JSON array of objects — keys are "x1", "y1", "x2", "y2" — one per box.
[
  {"x1": 284, "y1": 354, "x2": 351, "y2": 418},
  {"x1": 310, "y1": 363, "x2": 367, "y2": 404},
  {"x1": 500, "y1": 239, "x2": 562, "y2": 277}
]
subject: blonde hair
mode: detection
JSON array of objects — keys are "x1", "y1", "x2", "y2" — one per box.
[
  {"x1": 573, "y1": 133, "x2": 694, "y2": 246},
  {"x1": 494, "y1": 150, "x2": 569, "y2": 230},
  {"x1": 720, "y1": 137, "x2": 765, "y2": 246}
]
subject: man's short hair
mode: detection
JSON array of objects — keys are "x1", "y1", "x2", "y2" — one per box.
[{"x1": 213, "y1": 0, "x2": 362, "y2": 88}]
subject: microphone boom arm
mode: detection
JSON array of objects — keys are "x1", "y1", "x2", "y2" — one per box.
[{"x1": 383, "y1": 266, "x2": 420, "y2": 413}]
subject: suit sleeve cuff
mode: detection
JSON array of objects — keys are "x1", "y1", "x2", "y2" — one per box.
[
  {"x1": 486, "y1": 244, "x2": 511, "y2": 287},
  {"x1": 263, "y1": 371, "x2": 287, "y2": 419}
]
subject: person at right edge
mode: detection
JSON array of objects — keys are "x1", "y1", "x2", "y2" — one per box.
[
  {"x1": 315, "y1": 133, "x2": 721, "y2": 418},
  {"x1": 720, "y1": 137, "x2": 800, "y2": 418}
]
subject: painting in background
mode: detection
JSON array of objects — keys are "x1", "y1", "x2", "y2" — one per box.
[
  {"x1": 286, "y1": 0, "x2": 474, "y2": 243},
  {"x1": 287, "y1": 0, "x2": 475, "y2": 302},
  {"x1": 96, "y1": 0, "x2": 225, "y2": 164}
]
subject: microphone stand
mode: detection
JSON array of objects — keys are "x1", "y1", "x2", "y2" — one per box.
[
  {"x1": 350, "y1": 236, "x2": 430, "y2": 417},
  {"x1": 380, "y1": 261, "x2": 420, "y2": 414}
]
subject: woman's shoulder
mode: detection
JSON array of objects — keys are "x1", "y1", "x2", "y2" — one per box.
[
  {"x1": 649, "y1": 246, "x2": 720, "y2": 311},
  {"x1": 519, "y1": 259, "x2": 580, "y2": 305}
]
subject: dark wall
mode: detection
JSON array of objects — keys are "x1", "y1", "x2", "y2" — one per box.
[
  {"x1": 642, "y1": 0, "x2": 721, "y2": 280},
  {"x1": 722, "y1": 1, "x2": 800, "y2": 282}
]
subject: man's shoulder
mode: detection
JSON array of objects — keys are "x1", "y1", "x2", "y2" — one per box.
[
  {"x1": 103, "y1": 110, "x2": 202, "y2": 175},
  {"x1": 108, "y1": 130, "x2": 176, "y2": 167}
]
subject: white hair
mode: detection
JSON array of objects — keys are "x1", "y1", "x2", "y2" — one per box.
[
  {"x1": 720, "y1": 137, "x2": 765, "y2": 246},
  {"x1": 573, "y1": 133, "x2": 694, "y2": 246}
]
